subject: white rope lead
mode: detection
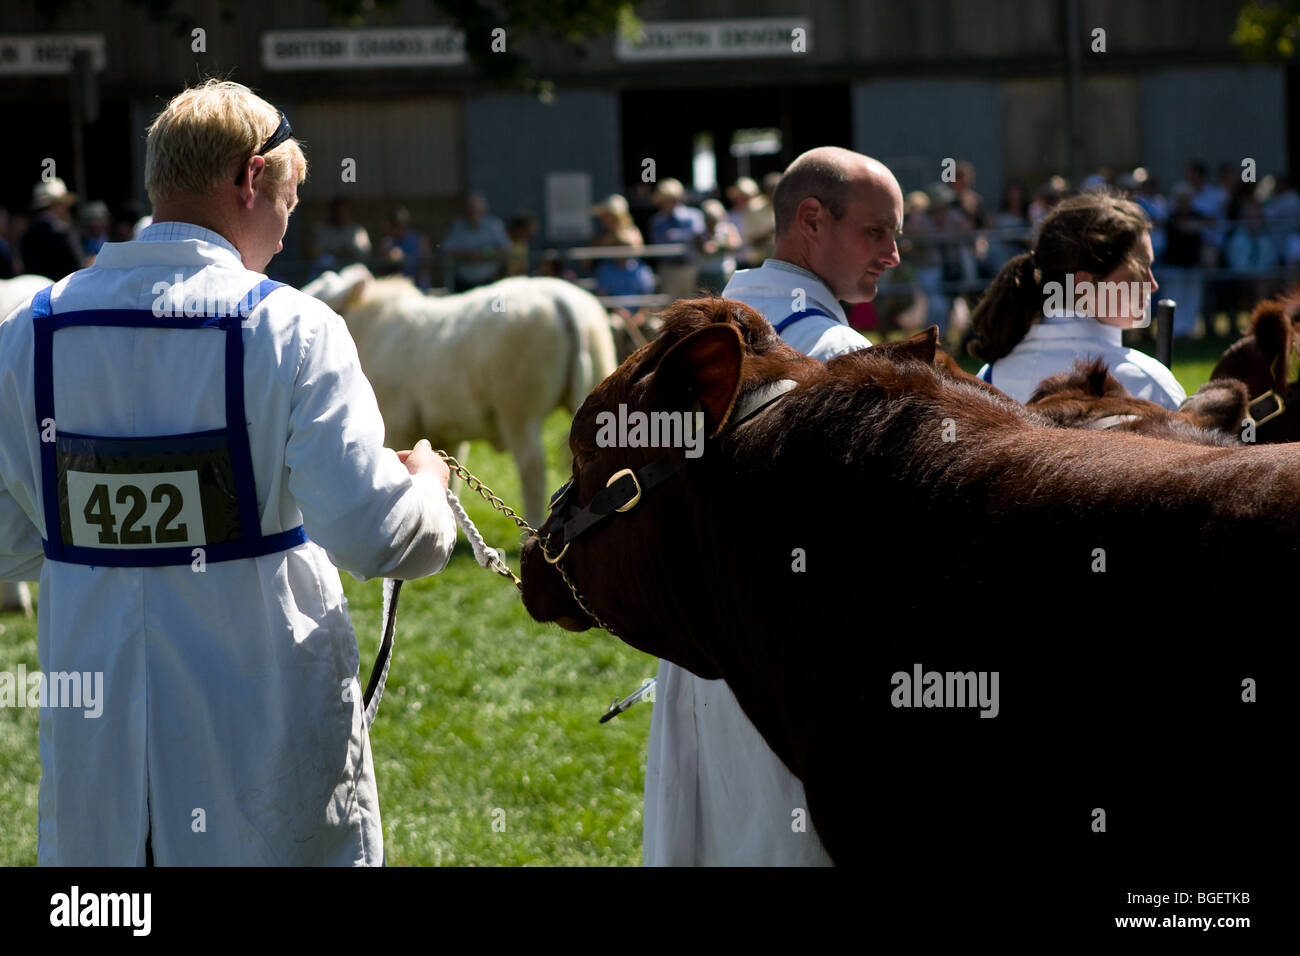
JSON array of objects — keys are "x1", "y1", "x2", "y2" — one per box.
[{"x1": 444, "y1": 486, "x2": 513, "y2": 577}]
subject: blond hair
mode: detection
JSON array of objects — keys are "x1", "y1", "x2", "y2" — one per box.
[{"x1": 145, "y1": 79, "x2": 306, "y2": 204}]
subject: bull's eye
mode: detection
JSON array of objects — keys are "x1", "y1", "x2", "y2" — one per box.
[{"x1": 548, "y1": 477, "x2": 574, "y2": 512}]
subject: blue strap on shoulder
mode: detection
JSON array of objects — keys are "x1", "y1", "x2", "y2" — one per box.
[
  {"x1": 773, "y1": 308, "x2": 831, "y2": 335},
  {"x1": 226, "y1": 279, "x2": 284, "y2": 545},
  {"x1": 980, "y1": 364, "x2": 994, "y2": 384}
]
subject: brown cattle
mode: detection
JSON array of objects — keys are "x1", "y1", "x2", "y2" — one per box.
[
  {"x1": 1210, "y1": 289, "x2": 1300, "y2": 442},
  {"x1": 520, "y1": 297, "x2": 1279, "y2": 869},
  {"x1": 1026, "y1": 357, "x2": 1248, "y2": 446},
  {"x1": 880, "y1": 327, "x2": 1247, "y2": 445}
]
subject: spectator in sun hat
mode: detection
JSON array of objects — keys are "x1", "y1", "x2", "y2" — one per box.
[
  {"x1": 20, "y1": 177, "x2": 84, "y2": 280},
  {"x1": 726, "y1": 176, "x2": 774, "y2": 268},
  {"x1": 648, "y1": 178, "x2": 706, "y2": 297}
]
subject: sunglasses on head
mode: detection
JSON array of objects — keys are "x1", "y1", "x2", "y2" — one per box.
[{"x1": 234, "y1": 110, "x2": 292, "y2": 186}]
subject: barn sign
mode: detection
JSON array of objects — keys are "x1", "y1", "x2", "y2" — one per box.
[
  {"x1": 0, "y1": 35, "x2": 105, "y2": 75},
  {"x1": 262, "y1": 28, "x2": 466, "y2": 70},
  {"x1": 614, "y1": 18, "x2": 812, "y2": 61}
]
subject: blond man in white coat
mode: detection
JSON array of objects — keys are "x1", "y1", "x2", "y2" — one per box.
[
  {"x1": 0, "y1": 81, "x2": 458, "y2": 865},
  {"x1": 643, "y1": 147, "x2": 903, "y2": 865}
]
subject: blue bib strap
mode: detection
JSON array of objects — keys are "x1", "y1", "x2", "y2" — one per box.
[
  {"x1": 980, "y1": 364, "x2": 994, "y2": 384},
  {"x1": 43, "y1": 525, "x2": 307, "y2": 567},
  {"x1": 32, "y1": 286, "x2": 59, "y2": 557},
  {"x1": 226, "y1": 279, "x2": 286, "y2": 542},
  {"x1": 773, "y1": 308, "x2": 831, "y2": 335}
]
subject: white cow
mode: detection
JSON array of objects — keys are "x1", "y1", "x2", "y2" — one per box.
[
  {"x1": 302, "y1": 265, "x2": 617, "y2": 526},
  {"x1": 0, "y1": 275, "x2": 50, "y2": 616}
]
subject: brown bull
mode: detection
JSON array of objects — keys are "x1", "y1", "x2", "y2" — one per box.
[
  {"x1": 1210, "y1": 289, "x2": 1300, "y2": 442},
  {"x1": 520, "y1": 297, "x2": 1279, "y2": 869}
]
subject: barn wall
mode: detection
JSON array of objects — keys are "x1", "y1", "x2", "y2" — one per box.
[
  {"x1": 463, "y1": 90, "x2": 621, "y2": 244},
  {"x1": 851, "y1": 78, "x2": 1004, "y2": 210},
  {"x1": 1139, "y1": 65, "x2": 1288, "y2": 191}
]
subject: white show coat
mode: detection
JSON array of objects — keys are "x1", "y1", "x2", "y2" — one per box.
[
  {"x1": 642, "y1": 258, "x2": 848, "y2": 866},
  {"x1": 976, "y1": 312, "x2": 1187, "y2": 410},
  {"x1": 723, "y1": 258, "x2": 870, "y2": 360},
  {"x1": 0, "y1": 222, "x2": 458, "y2": 865}
]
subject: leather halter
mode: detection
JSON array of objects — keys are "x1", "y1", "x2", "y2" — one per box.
[
  {"x1": 1246, "y1": 354, "x2": 1287, "y2": 427},
  {"x1": 539, "y1": 378, "x2": 798, "y2": 565}
]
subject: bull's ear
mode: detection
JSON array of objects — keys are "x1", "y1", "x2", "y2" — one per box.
[
  {"x1": 1252, "y1": 303, "x2": 1292, "y2": 391},
  {"x1": 882, "y1": 326, "x2": 938, "y2": 365},
  {"x1": 652, "y1": 323, "x2": 745, "y2": 437},
  {"x1": 1181, "y1": 380, "x2": 1250, "y2": 435},
  {"x1": 1085, "y1": 359, "x2": 1111, "y2": 398}
]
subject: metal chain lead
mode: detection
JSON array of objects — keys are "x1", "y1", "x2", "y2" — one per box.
[
  {"x1": 551, "y1": 555, "x2": 618, "y2": 636},
  {"x1": 438, "y1": 451, "x2": 539, "y2": 536},
  {"x1": 433, "y1": 450, "x2": 535, "y2": 589},
  {"x1": 433, "y1": 451, "x2": 616, "y2": 635}
]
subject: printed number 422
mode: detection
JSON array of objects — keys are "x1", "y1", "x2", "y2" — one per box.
[{"x1": 83, "y1": 482, "x2": 188, "y2": 545}]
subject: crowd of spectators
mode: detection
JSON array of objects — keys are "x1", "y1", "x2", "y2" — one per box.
[
  {"x1": 1, "y1": 178, "x2": 150, "y2": 282},
  {"x1": 10, "y1": 160, "x2": 1295, "y2": 344},
  {"x1": 895, "y1": 160, "x2": 1300, "y2": 341}
]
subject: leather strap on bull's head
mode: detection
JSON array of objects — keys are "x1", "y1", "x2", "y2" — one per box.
[
  {"x1": 540, "y1": 457, "x2": 679, "y2": 565},
  {"x1": 537, "y1": 322, "x2": 797, "y2": 631},
  {"x1": 1247, "y1": 355, "x2": 1287, "y2": 426}
]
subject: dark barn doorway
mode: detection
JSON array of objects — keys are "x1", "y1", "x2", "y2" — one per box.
[{"x1": 619, "y1": 83, "x2": 852, "y2": 205}]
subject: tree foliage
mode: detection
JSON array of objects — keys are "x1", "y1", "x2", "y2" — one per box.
[{"x1": 1233, "y1": 1, "x2": 1300, "y2": 59}]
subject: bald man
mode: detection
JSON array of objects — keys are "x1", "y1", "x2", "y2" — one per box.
[
  {"x1": 727, "y1": 147, "x2": 904, "y2": 357},
  {"x1": 643, "y1": 148, "x2": 903, "y2": 866}
]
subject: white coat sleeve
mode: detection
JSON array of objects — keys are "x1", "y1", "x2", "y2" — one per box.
[
  {"x1": 0, "y1": 477, "x2": 43, "y2": 582},
  {"x1": 0, "y1": 311, "x2": 44, "y2": 582},
  {"x1": 283, "y1": 306, "x2": 458, "y2": 582}
]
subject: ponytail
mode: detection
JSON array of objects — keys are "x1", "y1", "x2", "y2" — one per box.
[{"x1": 968, "y1": 252, "x2": 1041, "y2": 364}]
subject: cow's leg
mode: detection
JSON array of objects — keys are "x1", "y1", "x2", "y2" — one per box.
[
  {"x1": 1, "y1": 581, "x2": 32, "y2": 617},
  {"x1": 501, "y1": 419, "x2": 546, "y2": 529}
]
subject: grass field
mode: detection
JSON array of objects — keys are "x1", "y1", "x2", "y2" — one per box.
[{"x1": 0, "y1": 336, "x2": 1237, "y2": 866}]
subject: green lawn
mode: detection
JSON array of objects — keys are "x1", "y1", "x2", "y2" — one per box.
[{"x1": 0, "y1": 339, "x2": 1236, "y2": 866}]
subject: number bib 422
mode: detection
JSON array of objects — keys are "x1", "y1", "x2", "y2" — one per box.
[
  {"x1": 58, "y1": 433, "x2": 242, "y2": 549},
  {"x1": 30, "y1": 278, "x2": 307, "y2": 567}
]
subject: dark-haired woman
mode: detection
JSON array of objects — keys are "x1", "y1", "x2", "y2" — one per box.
[{"x1": 969, "y1": 191, "x2": 1185, "y2": 410}]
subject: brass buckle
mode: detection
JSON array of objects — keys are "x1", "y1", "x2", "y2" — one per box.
[
  {"x1": 542, "y1": 538, "x2": 570, "y2": 565},
  {"x1": 1248, "y1": 389, "x2": 1285, "y2": 426},
  {"x1": 606, "y1": 468, "x2": 642, "y2": 512}
]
